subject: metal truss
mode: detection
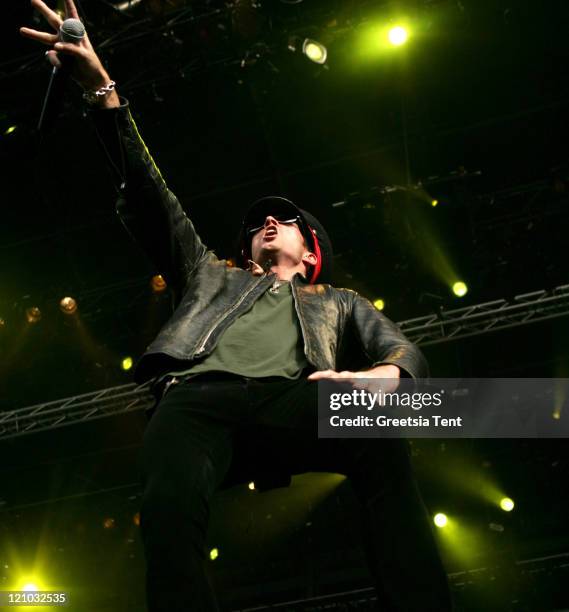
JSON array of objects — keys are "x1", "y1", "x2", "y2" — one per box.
[
  {"x1": 232, "y1": 552, "x2": 569, "y2": 611},
  {"x1": 1, "y1": 284, "x2": 569, "y2": 440},
  {"x1": 0, "y1": 382, "x2": 153, "y2": 440},
  {"x1": 400, "y1": 284, "x2": 569, "y2": 346}
]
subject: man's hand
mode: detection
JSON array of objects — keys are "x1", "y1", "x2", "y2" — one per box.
[
  {"x1": 20, "y1": 0, "x2": 120, "y2": 108},
  {"x1": 308, "y1": 364, "x2": 401, "y2": 391},
  {"x1": 308, "y1": 364, "x2": 400, "y2": 380}
]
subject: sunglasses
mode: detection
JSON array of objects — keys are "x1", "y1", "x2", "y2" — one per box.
[{"x1": 246, "y1": 214, "x2": 301, "y2": 236}]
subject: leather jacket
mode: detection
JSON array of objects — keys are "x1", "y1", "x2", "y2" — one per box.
[{"x1": 90, "y1": 100, "x2": 428, "y2": 387}]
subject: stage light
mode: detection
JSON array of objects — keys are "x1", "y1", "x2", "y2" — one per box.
[
  {"x1": 209, "y1": 548, "x2": 219, "y2": 561},
  {"x1": 122, "y1": 357, "x2": 133, "y2": 371},
  {"x1": 434, "y1": 513, "x2": 448, "y2": 528},
  {"x1": 431, "y1": 199, "x2": 439, "y2": 207},
  {"x1": 452, "y1": 281, "x2": 468, "y2": 297},
  {"x1": 500, "y1": 497, "x2": 514, "y2": 512},
  {"x1": 302, "y1": 39, "x2": 327, "y2": 64},
  {"x1": 133, "y1": 512, "x2": 141, "y2": 526},
  {"x1": 373, "y1": 298, "x2": 385, "y2": 311},
  {"x1": 59, "y1": 296, "x2": 78, "y2": 315},
  {"x1": 151, "y1": 274, "x2": 167, "y2": 293},
  {"x1": 388, "y1": 26, "x2": 408, "y2": 46},
  {"x1": 22, "y1": 583, "x2": 39, "y2": 591},
  {"x1": 4, "y1": 125, "x2": 17, "y2": 135},
  {"x1": 0, "y1": 318, "x2": 5, "y2": 329},
  {"x1": 26, "y1": 307, "x2": 42, "y2": 324},
  {"x1": 103, "y1": 517, "x2": 116, "y2": 529}
]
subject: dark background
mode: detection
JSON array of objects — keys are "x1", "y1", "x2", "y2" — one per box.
[{"x1": 1, "y1": 0, "x2": 569, "y2": 610}]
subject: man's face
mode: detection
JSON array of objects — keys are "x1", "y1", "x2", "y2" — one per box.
[{"x1": 249, "y1": 215, "x2": 312, "y2": 268}]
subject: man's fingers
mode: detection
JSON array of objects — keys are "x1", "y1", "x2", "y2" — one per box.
[
  {"x1": 19, "y1": 27, "x2": 59, "y2": 46},
  {"x1": 54, "y1": 41, "x2": 85, "y2": 57},
  {"x1": 45, "y1": 49, "x2": 62, "y2": 69},
  {"x1": 308, "y1": 370, "x2": 333, "y2": 380},
  {"x1": 31, "y1": 0, "x2": 62, "y2": 30},
  {"x1": 64, "y1": 0, "x2": 80, "y2": 20}
]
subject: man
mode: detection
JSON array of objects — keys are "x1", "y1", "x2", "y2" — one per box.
[{"x1": 21, "y1": 2, "x2": 453, "y2": 610}]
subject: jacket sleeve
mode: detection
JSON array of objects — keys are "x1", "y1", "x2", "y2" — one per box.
[
  {"x1": 351, "y1": 293, "x2": 429, "y2": 379},
  {"x1": 88, "y1": 98, "x2": 208, "y2": 299}
]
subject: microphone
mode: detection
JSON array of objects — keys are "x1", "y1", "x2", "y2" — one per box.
[{"x1": 37, "y1": 18, "x2": 85, "y2": 131}]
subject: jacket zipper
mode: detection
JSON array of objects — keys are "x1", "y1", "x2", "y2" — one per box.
[
  {"x1": 291, "y1": 277, "x2": 310, "y2": 360},
  {"x1": 194, "y1": 273, "x2": 268, "y2": 356}
]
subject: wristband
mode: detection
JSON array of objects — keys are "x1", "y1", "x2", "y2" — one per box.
[{"x1": 83, "y1": 80, "x2": 116, "y2": 105}]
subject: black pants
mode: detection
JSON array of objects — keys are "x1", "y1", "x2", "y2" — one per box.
[{"x1": 139, "y1": 375, "x2": 452, "y2": 611}]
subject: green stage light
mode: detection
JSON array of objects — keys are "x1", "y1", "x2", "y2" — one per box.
[
  {"x1": 121, "y1": 357, "x2": 133, "y2": 371},
  {"x1": 452, "y1": 281, "x2": 468, "y2": 297},
  {"x1": 434, "y1": 513, "x2": 448, "y2": 528},
  {"x1": 209, "y1": 548, "x2": 219, "y2": 561},
  {"x1": 373, "y1": 298, "x2": 385, "y2": 311},
  {"x1": 500, "y1": 497, "x2": 514, "y2": 512},
  {"x1": 302, "y1": 39, "x2": 327, "y2": 64},
  {"x1": 388, "y1": 26, "x2": 408, "y2": 46}
]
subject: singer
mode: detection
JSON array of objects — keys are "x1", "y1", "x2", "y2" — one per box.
[{"x1": 21, "y1": 1, "x2": 453, "y2": 610}]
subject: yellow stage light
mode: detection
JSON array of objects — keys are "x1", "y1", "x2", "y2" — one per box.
[
  {"x1": 431, "y1": 199, "x2": 439, "y2": 207},
  {"x1": 151, "y1": 274, "x2": 167, "y2": 293},
  {"x1": 5, "y1": 126, "x2": 17, "y2": 135},
  {"x1": 302, "y1": 39, "x2": 327, "y2": 64},
  {"x1": 133, "y1": 512, "x2": 141, "y2": 526},
  {"x1": 452, "y1": 281, "x2": 468, "y2": 297},
  {"x1": 373, "y1": 298, "x2": 385, "y2": 311},
  {"x1": 388, "y1": 26, "x2": 408, "y2": 46},
  {"x1": 121, "y1": 357, "x2": 133, "y2": 371},
  {"x1": 500, "y1": 497, "x2": 514, "y2": 512},
  {"x1": 59, "y1": 296, "x2": 78, "y2": 315},
  {"x1": 22, "y1": 583, "x2": 39, "y2": 591},
  {"x1": 26, "y1": 307, "x2": 42, "y2": 324},
  {"x1": 248, "y1": 481, "x2": 256, "y2": 491},
  {"x1": 209, "y1": 547, "x2": 219, "y2": 561},
  {"x1": 0, "y1": 318, "x2": 5, "y2": 329},
  {"x1": 434, "y1": 513, "x2": 448, "y2": 528}
]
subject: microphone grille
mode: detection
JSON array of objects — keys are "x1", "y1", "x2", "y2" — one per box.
[{"x1": 60, "y1": 18, "x2": 86, "y2": 43}]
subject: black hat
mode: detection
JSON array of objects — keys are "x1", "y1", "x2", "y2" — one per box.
[{"x1": 240, "y1": 196, "x2": 333, "y2": 284}]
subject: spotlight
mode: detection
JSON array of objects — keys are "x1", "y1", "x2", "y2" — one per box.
[
  {"x1": 59, "y1": 296, "x2": 78, "y2": 315},
  {"x1": 452, "y1": 281, "x2": 468, "y2": 297},
  {"x1": 302, "y1": 39, "x2": 327, "y2": 64},
  {"x1": 151, "y1": 274, "x2": 167, "y2": 293},
  {"x1": 248, "y1": 481, "x2": 256, "y2": 491},
  {"x1": 434, "y1": 513, "x2": 448, "y2": 528},
  {"x1": 4, "y1": 126, "x2": 17, "y2": 136},
  {"x1": 22, "y1": 583, "x2": 39, "y2": 592},
  {"x1": 500, "y1": 497, "x2": 514, "y2": 512},
  {"x1": 209, "y1": 547, "x2": 219, "y2": 561},
  {"x1": 431, "y1": 199, "x2": 439, "y2": 207},
  {"x1": 373, "y1": 298, "x2": 385, "y2": 311},
  {"x1": 26, "y1": 307, "x2": 42, "y2": 324},
  {"x1": 122, "y1": 357, "x2": 134, "y2": 371},
  {"x1": 388, "y1": 26, "x2": 408, "y2": 46},
  {"x1": 103, "y1": 517, "x2": 116, "y2": 529}
]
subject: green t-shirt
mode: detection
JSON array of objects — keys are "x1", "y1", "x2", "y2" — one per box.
[{"x1": 166, "y1": 281, "x2": 308, "y2": 380}]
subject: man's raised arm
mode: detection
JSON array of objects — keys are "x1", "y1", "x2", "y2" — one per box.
[{"x1": 20, "y1": 0, "x2": 207, "y2": 299}]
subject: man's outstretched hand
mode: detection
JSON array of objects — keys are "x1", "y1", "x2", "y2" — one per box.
[
  {"x1": 20, "y1": 0, "x2": 120, "y2": 108},
  {"x1": 308, "y1": 364, "x2": 401, "y2": 395}
]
